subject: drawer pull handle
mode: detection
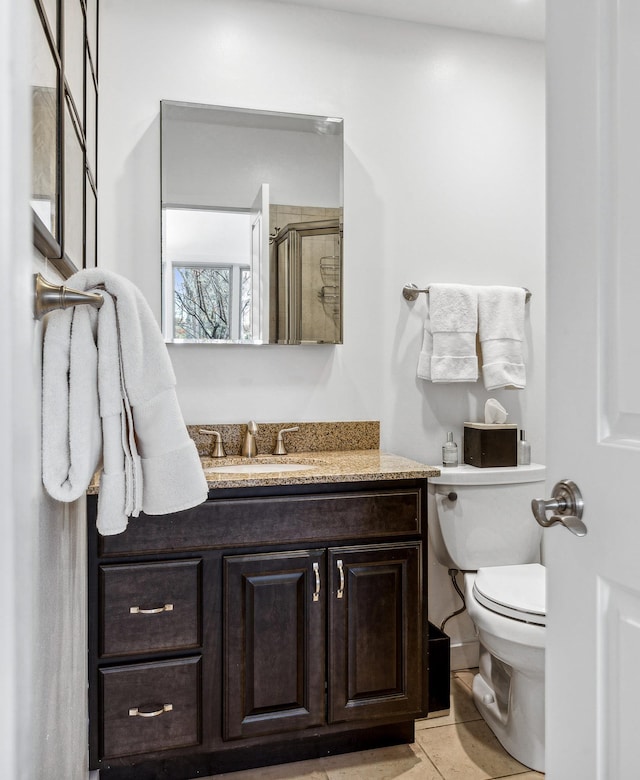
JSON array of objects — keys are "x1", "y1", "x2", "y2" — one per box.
[
  {"x1": 337, "y1": 559, "x2": 345, "y2": 599},
  {"x1": 312, "y1": 562, "x2": 321, "y2": 602},
  {"x1": 129, "y1": 603, "x2": 174, "y2": 615},
  {"x1": 128, "y1": 703, "x2": 173, "y2": 718}
]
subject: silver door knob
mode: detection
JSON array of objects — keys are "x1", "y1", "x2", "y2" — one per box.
[{"x1": 531, "y1": 479, "x2": 587, "y2": 537}]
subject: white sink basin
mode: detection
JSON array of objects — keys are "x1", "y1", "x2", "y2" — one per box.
[{"x1": 205, "y1": 462, "x2": 316, "y2": 475}]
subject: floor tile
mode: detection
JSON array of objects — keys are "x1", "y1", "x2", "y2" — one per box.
[
  {"x1": 212, "y1": 759, "x2": 329, "y2": 779},
  {"x1": 452, "y1": 668, "x2": 476, "y2": 692},
  {"x1": 416, "y1": 719, "x2": 531, "y2": 780},
  {"x1": 322, "y1": 742, "x2": 443, "y2": 779},
  {"x1": 416, "y1": 674, "x2": 481, "y2": 731},
  {"x1": 501, "y1": 774, "x2": 543, "y2": 779}
]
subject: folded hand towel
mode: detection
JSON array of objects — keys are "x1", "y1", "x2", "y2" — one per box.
[
  {"x1": 478, "y1": 286, "x2": 526, "y2": 390},
  {"x1": 42, "y1": 270, "x2": 208, "y2": 535},
  {"x1": 417, "y1": 284, "x2": 479, "y2": 383}
]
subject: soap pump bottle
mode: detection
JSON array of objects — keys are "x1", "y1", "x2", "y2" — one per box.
[
  {"x1": 442, "y1": 431, "x2": 458, "y2": 468},
  {"x1": 518, "y1": 430, "x2": 531, "y2": 466}
]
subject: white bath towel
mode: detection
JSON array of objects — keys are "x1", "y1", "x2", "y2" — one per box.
[
  {"x1": 94, "y1": 291, "x2": 142, "y2": 534},
  {"x1": 478, "y1": 285, "x2": 526, "y2": 390},
  {"x1": 417, "y1": 284, "x2": 479, "y2": 383},
  {"x1": 42, "y1": 270, "x2": 208, "y2": 534},
  {"x1": 41, "y1": 305, "x2": 103, "y2": 503}
]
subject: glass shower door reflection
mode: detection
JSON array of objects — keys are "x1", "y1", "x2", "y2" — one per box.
[{"x1": 272, "y1": 218, "x2": 342, "y2": 344}]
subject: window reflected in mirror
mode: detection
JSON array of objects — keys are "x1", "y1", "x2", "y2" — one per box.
[{"x1": 164, "y1": 208, "x2": 253, "y2": 342}]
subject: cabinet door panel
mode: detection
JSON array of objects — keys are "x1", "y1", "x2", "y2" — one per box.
[
  {"x1": 224, "y1": 550, "x2": 325, "y2": 740},
  {"x1": 328, "y1": 543, "x2": 422, "y2": 723}
]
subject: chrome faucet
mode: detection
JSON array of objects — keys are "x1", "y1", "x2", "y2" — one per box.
[
  {"x1": 273, "y1": 426, "x2": 299, "y2": 455},
  {"x1": 242, "y1": 420, "x2": 258, "y2": 457}
]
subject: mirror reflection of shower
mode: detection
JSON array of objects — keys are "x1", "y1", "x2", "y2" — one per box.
[{"x1": 271, "y1": 205, "x2": 342, "y2": 344}]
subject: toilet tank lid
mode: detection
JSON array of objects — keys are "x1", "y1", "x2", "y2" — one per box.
[{"x1": 430, "y1": 463, "x2": 546, "y2": 486}]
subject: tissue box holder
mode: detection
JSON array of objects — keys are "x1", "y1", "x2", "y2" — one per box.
[{"x1": 463, "y1": 423, "x2": 517, "y2": 468}]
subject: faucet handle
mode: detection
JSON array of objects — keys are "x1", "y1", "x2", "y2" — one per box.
[
  {"x1": 273, "y1": 426, "x2": 300, "y2": 455},
  {"x1": 199, "y1": 429, "x2": 226, "y2": 458}
]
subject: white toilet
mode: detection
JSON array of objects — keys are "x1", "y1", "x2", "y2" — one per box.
[{"x1": 428, "y1": 464, "x2": 546, "y2": 772}]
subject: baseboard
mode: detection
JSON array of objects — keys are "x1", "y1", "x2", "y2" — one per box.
[{"x1": 450, "y1": 639, "x2": 479, "y2": 671}]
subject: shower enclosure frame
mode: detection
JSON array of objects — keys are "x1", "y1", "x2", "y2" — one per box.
[{"x1": 271, "y1": 217, "x2": 343, "y2": 345}]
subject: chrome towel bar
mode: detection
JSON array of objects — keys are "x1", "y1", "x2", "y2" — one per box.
[
  {"x1": 402, "y1": 282, "x2": 531, "y2": 303},
  {"x1": 33, "y1": 273, "x2": 104, "y2": 320}
]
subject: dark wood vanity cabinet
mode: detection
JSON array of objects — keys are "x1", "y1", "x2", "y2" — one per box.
[
  {"x1": 88, "y1": 479, "x2": 428, "y2": 779},
  {"x1": 223, "y1": 549, "x2": 326, "y2": 740}
]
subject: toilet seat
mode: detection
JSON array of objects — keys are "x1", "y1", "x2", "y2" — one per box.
[{"x1": 473, "y1": 563, "x2": 546, "y2": 627}]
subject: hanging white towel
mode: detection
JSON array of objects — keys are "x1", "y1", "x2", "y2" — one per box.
[
  {"x1": 417, "y1": 284, "x2": 479, "y2": 383},
  {"x1": 42, "y1": 269, "x2": 208, "y2": 535},
  {"x1": 478, "y1": 285, "x2": 526, "y2": 390},
  {"x1": 94, "y1": 290, "x2": 143, "y2": 533},
  {"x1": 41, "y1": 305, "x2": 103, "y2": 504}
]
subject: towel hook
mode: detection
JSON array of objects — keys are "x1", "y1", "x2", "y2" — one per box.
[
  {"x1": 402, "y1": 282, "x2": 531, "y2": 303},
  {"x1": 33, "y1": 273, "x2": 104, "y2": 320}
]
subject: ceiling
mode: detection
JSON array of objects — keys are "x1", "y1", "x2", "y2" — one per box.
[{"x1": 267, "y1": 0, "x2": 545, "y2": 42}]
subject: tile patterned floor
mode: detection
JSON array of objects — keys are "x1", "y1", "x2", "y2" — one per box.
[{"x1": 209, "y1": 669, "x2": 545, "y2": 780}]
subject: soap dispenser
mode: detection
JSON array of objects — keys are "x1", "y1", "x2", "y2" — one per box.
[
  {"x1": 442, "y1": 431, "x2": 458, "y2": 468},
  {"x1": 518, "y1": 430, "x2": 531, "y2": 466}
]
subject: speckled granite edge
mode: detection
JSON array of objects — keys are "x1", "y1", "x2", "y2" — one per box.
[
  {"x1": 87, "y1": 423, "x2": 442, "y2": 494},
  {"x1": 201, "y1": 449, "x2": 440, "y2": 490},
  {"x1": 188, "y1": 420, "x2": 380, "y2": 458},
  {"x1": 87, "y1": 447, "x2": 440, "y2": 495}
]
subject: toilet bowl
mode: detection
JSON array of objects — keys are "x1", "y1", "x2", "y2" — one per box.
[
  {"x1": 427, "y1": 465, "x2": 547, "y2": 772},
  {"x1": 465, "y1": 564, "x2": 546, "y2": 773}
]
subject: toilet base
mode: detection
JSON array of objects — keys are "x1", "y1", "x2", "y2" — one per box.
[{"x1": 471, "y1": 652, "x2": 545, "y2": 773}]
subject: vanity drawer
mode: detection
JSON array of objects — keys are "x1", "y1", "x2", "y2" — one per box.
[
  {"x1": 100, "y1": 560, "x2": 201, "y2": 657},
  {"x1": 100, "y1": 656, "x2": 201, "y2": 759},
  {"x1": 99, "y1": 486, "x2": 423, "y2": 555}
]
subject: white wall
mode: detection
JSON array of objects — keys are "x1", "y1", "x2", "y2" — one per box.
[
  {"x1": 1, "y1": 1, "x2": 34, "y2": 775},
  {"x1": 99, "y1": 0, "x2": 545, "y2": 663},
  {"x1": 31, "y1": 273, "x2": 89, "y2": 780},
  {"x1": 163, "y1": 113, "x2": 342, "y2": 208},
  {"x1": 2, "y1": 0, "x2": 89, "y2": 775}
]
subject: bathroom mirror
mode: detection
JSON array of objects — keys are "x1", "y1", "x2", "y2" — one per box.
[{"x1": 161, "y1": 101, "x2": 343, "y2": 345}]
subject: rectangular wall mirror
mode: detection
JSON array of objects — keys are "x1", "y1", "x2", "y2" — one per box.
[{"x1": 161, "y1": 101, "x2": 344, "y2": 345}]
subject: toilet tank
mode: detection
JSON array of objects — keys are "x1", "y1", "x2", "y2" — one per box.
[{"x1": 427, "y1": 464, "x2": 546, "y2": 571}]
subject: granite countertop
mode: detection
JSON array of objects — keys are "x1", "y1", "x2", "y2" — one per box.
[
  {"x1": 87, "y1": 450, "x2": 438, "y2": 495},
  {"x1": 87, "y1": 418, "x2": 440, "y2": 495},
  {"x1": 201, "y1": 449, "x2": 440, "y2": 490}
]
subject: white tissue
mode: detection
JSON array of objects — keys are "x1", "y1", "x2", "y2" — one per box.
[{"x1": 485, "y1": 398, "x2": 508, "y2": 424}]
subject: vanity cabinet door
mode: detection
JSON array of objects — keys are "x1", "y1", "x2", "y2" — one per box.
[
  {"x1": 223, "y1": 549, "x2": 326, "y2": 740},
  {"x1": 327, "y1": 542, "x2": 422, "y2": 724}
]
